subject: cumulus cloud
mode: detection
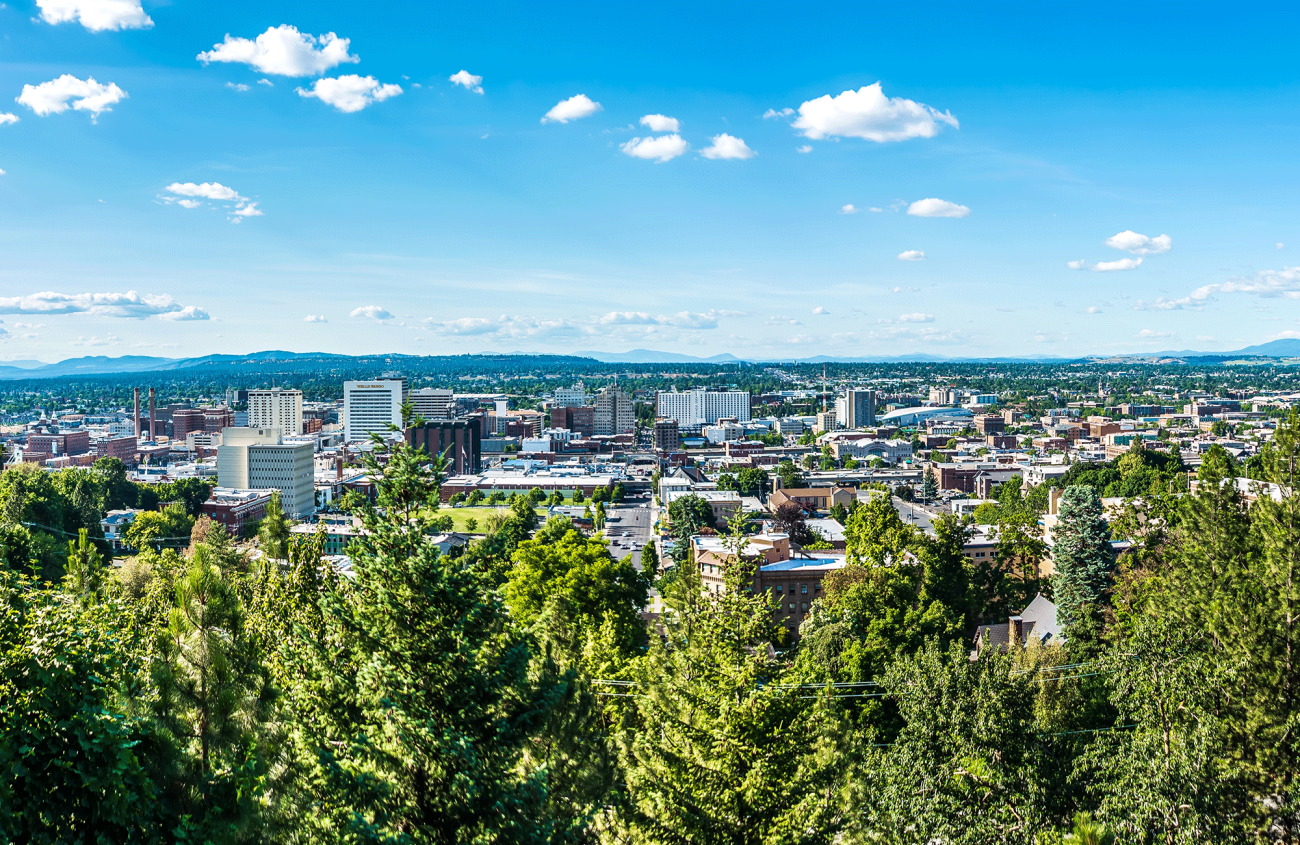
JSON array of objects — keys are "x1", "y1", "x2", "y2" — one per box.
[
  {"x1": 17, "y1": 75, "x2": 126, "y2": 119},
  {"x1": 166, "y1": 182, "x2": 243, "y2": 201},
  {"x1": 700, "y1": 133, "x2": 754, "y2": 160},
  {"x1": 231, "y1": 202, "x2": 263, "y2": 218},
  {"x1": 1106, "y1": 230, "x2": 1172, "y2": 255},
  {"x1": 898, "y1": 312, "x2": 934, "y2": 322},
  {"x1": 176, "y1": 200, "x2": 202, "y2": 209},
  {"x1": 1086, "y1": 306, "x2": 1102, "y2": 314},
  {"x1": 792, "y1": 83, "x2": 957, "y2": 142},
  {"x1": 1069, "y1": 257, "x2": 1143, "y2": 272},
  {"x1": 1184, "y1": 266, "x2": 1300, "y2": 303},
  {"x1": 258, "y1": 78, "x2": 274, "y2": 87},
  {"x1": 0, "y1": 291, "x2": 208, "y2": 320},
  {"x1": 197, "y1": 25, "x2": 358, "y2": 76},
  {"x1": 640, "y1": 114, "x2": 679, "y2": 132},
  {"x1": 304, "y1": 314, "x2": 327, "y2": 322},
  {"x1": 226, "y1": 82, "x2": 250, "y2": 92},
  {"x1": 159, "y1": 306, "x2": 211, "y2": 321},
  {"x1": 1134, "y1": 295, "x2": 1197, "y2": 311},
  {"x1": 897, "y1": 250, "x2": 926, "y2": 261},
  {"x1": 296, "y1": 75, "x2": 402, "y2": 112},
  {"x1": 1135, "y1": 329, "x2": 1174, "y2": 339},
  {"x1": 796, "y1": 144, "x2": 812, "y2": 154},
  {"x1": 907, "y1": 198, "x2": 969, "y2": 218},
  {"x1": 542, "y1": 94, "x2": 601, "y2": 124},
  {"x1": 0, "y1": 113, "x2": 17, "y2": 125},
  {"x1": 763, "y1": 107, "x2": 794, "y2": 119},
  {"x1": 812, "y1": 306, "x2": 830, "y2": 315},
  {"x1": 36, "y1": 0, "x2": 152, "y2": 31},
  {"x1": 449, "y1": 70, "x2": 483, "y2": 94},
  {"x1": 840, "y1": 204, "x2": 859, "y2": 215},
  {"x1": 350, "y1": 305, "x2": 393, "y2": 320},
  {"x1": 620, "y1": 134, "x2": 689, "y2": 162}
]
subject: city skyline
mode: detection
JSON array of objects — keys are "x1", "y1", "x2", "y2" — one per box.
[{"x1": 2, "y1": 1, "x2": 1300, "y2": 361}]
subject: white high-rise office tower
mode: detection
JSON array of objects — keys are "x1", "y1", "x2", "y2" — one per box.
[
  {"x1": 344, "y1": 379, "x2": 405, "y2": 442},
  {"x1": 216, "y1": 427, "x2": 315, "y2": 518}
]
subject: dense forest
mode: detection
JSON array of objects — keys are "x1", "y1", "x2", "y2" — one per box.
[{"x1": 3, "y1": 421, "x2": 1300, "y2": 841}]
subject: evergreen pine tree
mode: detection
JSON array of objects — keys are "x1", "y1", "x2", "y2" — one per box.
[
  {"x1": 1050, "y1": 485, "x2": 1117, "y2": 651},
  {"x1": 612, "y1": 519, "x2": 846, "y2": 843},
  {"x1": 257, "y1": 492, "x2": 291, "y2": 563},
  {"x1": 63, "y1": 527, "x2": 104, "y2": 603},
  {"x1": 921, "y1": 466, "x2": 939, "y2": 503}
]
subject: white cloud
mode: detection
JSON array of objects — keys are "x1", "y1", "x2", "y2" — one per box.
[
  {"x1": 0, "y1": 291, "x2": 207, "y2": 320},
  {"x1": 225, "y1": 82, "x2": 250, "y2": 92},
  {"x1": 17, "y1": 75, "x2": 126, "y2": 119},
  {"x1": 796, "y1": 145, "x2": 812, "y2": 154},
  {"x1": 304, "y1": 314, "x2": 327, "y2": 322},
  {"x1": 897, "y1": 250, "x2": 926, "y2": 261},
  {"x1": 907, "y1": 198, "x2": 969, "y2": 218},
  {"x1": 296, "y1": 75, "x2": 402, "y2": 112},
  {"x1": 1135, "y1": 329, "x2": 1174, "y2": 339},
  {"x1": 812, "y1": 306, "x2": 829, "y2": 315},
  {"x1": 1278, "y1": 243, "x2": 1286, "y2": 249},
  {"x1": 898, "y1": 312, "x2": 934, "y2": 322},
  {"x1": 1069, "y1": 257, "x2": 1143, "y2": 272},
  {"x1": 1197, "y1": 335, "x2": 1216, "y2": 341},
  {"x1": 640, "y1": 114, "x2": 679, "y2": 132},
  {"x1": 258, "y1": 78, "x2": 274, "y2": 87},
  {"x1": 1086, "y1": 306, "x2": 1102, "y2": 314},
  {"x1": 422, "y1": 309, "x2": 736, "y2": 340},
  {"x1": 1134, "y1": 296, "x2": 1197, "y2": 311},
  {"x1": 1193, "y1": 266, "x2": 1300, "y2": 301},
  {"x1": 0, "y1": 113, "x2": 19, "y2": 125},
  {"x1": 700, "y1": 133, "x2": 755, "y2": 160},
  {"x1": 620, "y1": 134, "x2": 689, "y2": 162},
  {"x1": 231, "y1": 202, "x2": 263, "y2": 218},
  {"x1": 1105, "y1": 230, "x2": 1172, "y2": 255},
  {"x1": 792, "y1": 83, "x2": 958, "y2": 142},
  {"x1": 165, "y1": 181, "x2": 243, "y2": 201},
  {"x1": 840, "y1": 204, "x2": 859, "y2": 215},
  {"x1": 159, "y1": 306, "x2": 211, "y2": 321},
  {"x1": 542, "y1": 94, "x2": 602, "y2": 124},
  {"x1": 197, "y1": 25, "x2": 358, "y2": 77},
  {"x1": 69, "y1": 335, "x2": 120, "y2": 347},
  {"x1": 449, "y1": 70, "x2": 483, "y2": 94},
  {"x1": 350, "y1": 305, "x2": 393, "y2": 320},
  {"x1": 763, "y1": 107, "x2": 794, "y2": 119},
  {"x1": 869, "y1": 207, "x2": 884, "y2": 212},
  {"x1": 36, "y1": 0, "x2": 152, "y2": 31},
  {"x1": 177, "y1": 199, "x2": 202, "y2": 209}
]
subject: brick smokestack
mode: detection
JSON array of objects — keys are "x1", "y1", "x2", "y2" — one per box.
[
  {"x1": 133, "y1": 388, "x2": 140, "y2": 438},
  {"x1": 149, "y1": 388, "x2": 156, "y2": 441}
]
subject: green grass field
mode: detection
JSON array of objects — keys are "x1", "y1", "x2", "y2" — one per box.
[{"x1": 431, "y1": 505, "x2": 550, "y2": 533}]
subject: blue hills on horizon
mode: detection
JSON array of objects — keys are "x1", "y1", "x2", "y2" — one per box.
[{"x1": 2, "y1": 339, "x2": 1299, "y2": 379}]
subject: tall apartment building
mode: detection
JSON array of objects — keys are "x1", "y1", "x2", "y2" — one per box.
[
  {"x1": 836, "y1": 389, "x2": 876, "y2": 429},
  {"x1": 594, "y1": 386, "x2": 635, "y2": 436},
  {"x1": 217, "y1": 427, "x2": 315, "y2": 518},
  {"x1": 202, "y1": 407, "x2": 235, "y2": 434},
  {"x1": 552, "y1": 383, "x2": 587, "y2": 407},
  {"x1": 344, "y1": 379, "x2": 405, "y2": 442},
  {"x1": 656, "y1": 388, "x2": 751, "y2": 427},
  {"x1": 172, "y1": 409, "x2": 204, "y2": 443},
  {"x1": 409, "y1": 388, "x2": 454, "y2": 420},
  {"x1": 247, "y1": 388, "x2": 304, "y2": 436}
]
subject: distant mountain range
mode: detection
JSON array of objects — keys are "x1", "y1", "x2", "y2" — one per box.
[{"x1": 2, "y1": 339, "x2": 1299, "y2": 380}]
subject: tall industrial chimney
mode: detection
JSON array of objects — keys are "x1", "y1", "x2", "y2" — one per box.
[
  {"x1": 133, "y1": 388, "x2": 140, "y2": 438},
  {"x1": 149, "y1": 388, "x2": 156, "y2": 441}
]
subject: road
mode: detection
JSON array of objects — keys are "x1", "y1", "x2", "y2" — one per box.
[
  {"x1": 892, "y1": 496, "x2": 940, "y2": 536},
  {"x1": 604, "y1": 500, "x2": 654, "y2": 570}
]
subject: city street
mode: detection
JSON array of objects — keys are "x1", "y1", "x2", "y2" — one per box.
[
  {"x1": 892, "y1": 496, "x2": 940, "y2": 536},
  {"x1": 604, "y1": 502, "x2": 653, "y2": 571}
]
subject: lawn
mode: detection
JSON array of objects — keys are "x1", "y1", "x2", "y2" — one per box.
[{"x1": 430, "y1": 505, "x2": 550, "y2": 533}]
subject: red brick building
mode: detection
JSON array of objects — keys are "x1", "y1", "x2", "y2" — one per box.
[{"x1": 201, "y1": 489, "x2": 272, "y2": 536}]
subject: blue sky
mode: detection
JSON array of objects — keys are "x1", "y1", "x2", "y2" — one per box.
[{"x1": 1, "y1": 1, "x2": 1299, "y2": 361}]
